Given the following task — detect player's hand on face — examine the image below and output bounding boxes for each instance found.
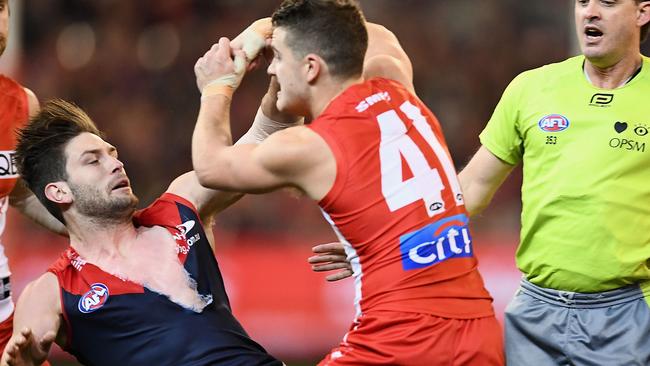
[2,327,55,366]
[231,17,272,64]
[194,37,247,95]
[309,242,353,282]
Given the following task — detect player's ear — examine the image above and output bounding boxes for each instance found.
[305,53,323,84]
[44,182,73,204]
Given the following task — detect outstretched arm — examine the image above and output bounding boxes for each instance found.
[1,273,61,366]
[363,23,414,93]
[458,146,515,216]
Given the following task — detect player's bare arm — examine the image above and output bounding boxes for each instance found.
[8,181,66,235]
[458,146,515,216]
[192,37,329,196]
[363,23,414,93]
[0,273,61,366]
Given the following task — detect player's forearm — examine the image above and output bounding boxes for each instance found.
[192,96,235,188]
[13,196,66,235]
[458,147,514,216]
[9,182,66,236]
[457,173,497,217]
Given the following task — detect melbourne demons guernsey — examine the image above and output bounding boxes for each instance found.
[48,193,281,366]
[309,78,493,319]
[0,75,29,320]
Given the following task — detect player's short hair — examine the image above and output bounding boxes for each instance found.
[15,99,102,224]
[637,0,650,42]
[272,0,368,79]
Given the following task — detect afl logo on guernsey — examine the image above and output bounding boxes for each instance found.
[78,283,110,313]
[538,114,570,132]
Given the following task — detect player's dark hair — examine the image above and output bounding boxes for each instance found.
[15,99,102,224]
[272,0,368,79]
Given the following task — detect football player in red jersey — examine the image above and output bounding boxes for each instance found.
[191,1,503,364]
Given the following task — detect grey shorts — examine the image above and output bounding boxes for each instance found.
[504,278,650,366]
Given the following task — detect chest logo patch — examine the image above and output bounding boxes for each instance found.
[78,283,110,313]
[538,114,570,132]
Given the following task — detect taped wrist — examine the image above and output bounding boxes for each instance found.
[236,107,305,144]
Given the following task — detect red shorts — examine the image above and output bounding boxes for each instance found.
[0,313,51,366]
[319,311,504,366]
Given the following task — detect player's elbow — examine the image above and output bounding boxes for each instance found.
[194,167,220,190]
[363,55,414,91]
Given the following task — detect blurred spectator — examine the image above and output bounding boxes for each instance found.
[15,0,573,239]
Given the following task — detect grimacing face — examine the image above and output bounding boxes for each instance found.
[63,132,138,221]
[575,0,645,67]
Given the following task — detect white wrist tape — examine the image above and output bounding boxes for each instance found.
[236,107,305,144]
[200,56,247,100]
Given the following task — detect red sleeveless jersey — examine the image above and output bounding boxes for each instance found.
[308,78,493,319]
[0,75,28,198]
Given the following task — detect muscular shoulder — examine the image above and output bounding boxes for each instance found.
[20,272,60,307]
[255,126,330,175]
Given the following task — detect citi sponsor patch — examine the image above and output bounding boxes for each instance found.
[78,283,109,313]
[0,151,18,179]
[400,214,472,270]
[538,114,570,132]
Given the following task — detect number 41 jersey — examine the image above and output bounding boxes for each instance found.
[308,78,493,319]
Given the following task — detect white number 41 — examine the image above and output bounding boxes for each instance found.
[377,101,463,217]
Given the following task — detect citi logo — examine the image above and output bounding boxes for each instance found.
[400,214,473,270]
[0,151,18,179]
[538,114,570,132]
[78,283,109,313]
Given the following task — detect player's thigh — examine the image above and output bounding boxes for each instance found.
[453,316,504,366]
[321,311,501,366]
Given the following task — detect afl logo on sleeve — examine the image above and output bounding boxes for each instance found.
[78,283,110,313]
[538,114,570,132]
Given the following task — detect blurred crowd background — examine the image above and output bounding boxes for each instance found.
[3,1,648,365]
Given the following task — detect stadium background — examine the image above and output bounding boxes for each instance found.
[3,1,648,365]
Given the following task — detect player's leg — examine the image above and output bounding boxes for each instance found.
[452,316,504,366]
[320,310,502,366]
[319,311,454,365]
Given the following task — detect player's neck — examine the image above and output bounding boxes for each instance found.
[583,53,642,89]
[309,75,364,119]
[67,216,139,262]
